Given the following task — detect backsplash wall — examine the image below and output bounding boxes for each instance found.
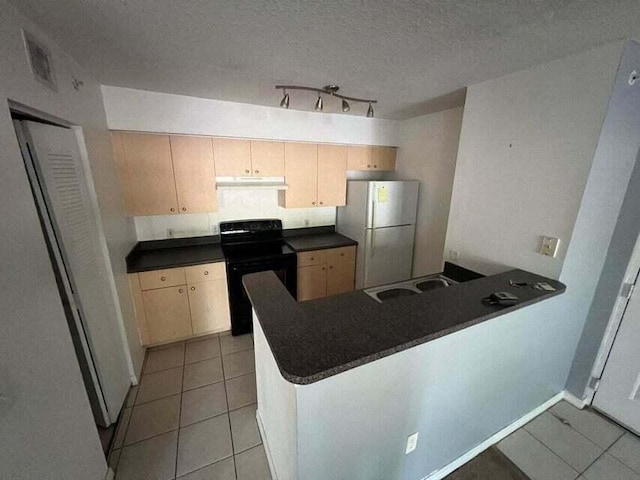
[134,189,336,240]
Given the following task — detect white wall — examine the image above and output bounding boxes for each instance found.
[395,107,463,276]
[0,1,129,477]
[445,43,622,278]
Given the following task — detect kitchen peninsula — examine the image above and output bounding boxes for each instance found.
[244,270,565,480]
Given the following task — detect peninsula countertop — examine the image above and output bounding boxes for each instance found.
[243,269,566,385]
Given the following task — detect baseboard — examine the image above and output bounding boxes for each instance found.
[562,391,589,409]
[256,410,278,480]
[104,467,115,480]
[422,391,565,480]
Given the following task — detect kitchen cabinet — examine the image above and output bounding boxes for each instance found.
[118,132,179,216]
[129,261,231,346]
[170,135,218,213]
[347,145,396,171]
[250,141,285,176]
[296,246,356,301]
[279,143,347,208]
[212,138,252,176]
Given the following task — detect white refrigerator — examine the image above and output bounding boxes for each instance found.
[337,180,419,289]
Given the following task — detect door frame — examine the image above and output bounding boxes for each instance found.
[585,232,640,405]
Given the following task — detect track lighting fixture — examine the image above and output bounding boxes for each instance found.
[275,84,377,117]
[280,90,290,108]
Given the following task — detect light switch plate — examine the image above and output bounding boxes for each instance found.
[406,432,419,454]
[539,236,560,257]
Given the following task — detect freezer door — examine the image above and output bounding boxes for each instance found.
[367,181,419,228]
[363,225,415,288]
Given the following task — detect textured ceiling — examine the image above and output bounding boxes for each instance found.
[8,0,640,119]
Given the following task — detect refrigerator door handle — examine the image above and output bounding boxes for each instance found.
[371,228,376,257]
[371,193,376,229]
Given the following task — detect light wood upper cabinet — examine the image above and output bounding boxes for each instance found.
[297,264,327,301]
[317,144,347,207]
[326,246,356,296]
[111,132,134,212]
[372,146,397,171]
[250,141,285,176]
[142,286,192,344]
[120,133,179,216]
[212,138,252,176]
[347,145,372,170]
[188,279,230,335]
[280,142,318,208]
[170,135,217,213]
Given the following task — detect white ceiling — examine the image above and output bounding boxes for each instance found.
[9,0,640,119]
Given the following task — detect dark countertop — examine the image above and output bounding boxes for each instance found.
[243,269,565,385]
[126,226,358,273]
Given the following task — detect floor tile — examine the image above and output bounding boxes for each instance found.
[609,433,640,474]
[136,366,183,404]
[235,444,272,480]
[177,457,236,480]
[177,414,233,477]
[220,333,253,355]
[108,448,121,472]
[144,344,185,374]
[112,407,132,449]
[223,350,255,380]
[148,340,185,352]
[186,338,221,364]
[226,373,257,411]
[583,453,640,480]
[498,429,579,480]
[186,332,220,343]
[184,357,224,391]
[446,447,529,480]
[116,430,178,480]
[230,404,261,453]
[181,382,228,427]
[524,411,603,472]
[125,385,138,408]
[550,402,624,449]
[124,394,181,445]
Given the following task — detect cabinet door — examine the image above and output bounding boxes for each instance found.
[170,135,218,213]
[121,133,178,216]
[326,246,356,296]
[188,280,231,335]
[213,138,252,176]
[372,146,397,171]
[250,141,285,176]
[317,144,347,207]
[297,265,327,301]
[282,143,318,208]
[111,132,134,213]
[347,145,373,170]
[142,286,191,344]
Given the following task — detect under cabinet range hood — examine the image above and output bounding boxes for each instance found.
[215,176,288,190]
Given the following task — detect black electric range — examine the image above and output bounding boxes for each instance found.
[220,219,297,335]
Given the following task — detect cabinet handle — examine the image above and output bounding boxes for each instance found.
[329,265,334,269]
[310,257,314,261]
[182,207,186,212]
[170,208,175,212]
[161,276,166,281]
[204,271,209,275]
[245,169,250,174]
[255,170,260,174]
[374,164,378,168]
[312,201,316,206]
[319,201,324,205]
[322,267,326,270]
[341,253,345,256]
[179,288,184,293]
[367,164,371,168]
[190,286,196,291]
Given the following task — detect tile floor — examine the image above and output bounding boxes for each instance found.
[497,401,640,480]
[108,331,272,480]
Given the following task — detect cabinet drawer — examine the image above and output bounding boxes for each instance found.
[138,268,186,290]
[185,262,226,284]
[326,246,356,265]
[297,250,326,267]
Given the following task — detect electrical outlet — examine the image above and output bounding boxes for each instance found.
[539,236,560,258]
[166,228,174,238]
[405,432,419,454]
[211,224,219,235]
[449,249,460,261]
[304,219,310,227]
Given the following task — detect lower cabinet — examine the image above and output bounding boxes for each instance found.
[297,246,356,301]
[129,261,231,346]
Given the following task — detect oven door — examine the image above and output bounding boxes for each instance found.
[226,256,297,335]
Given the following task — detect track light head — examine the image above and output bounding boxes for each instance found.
[315,95,323,111]
[342,99,350,112]
[280,91,289,108]
[366,102,374,118]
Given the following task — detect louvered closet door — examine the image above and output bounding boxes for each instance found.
[25,122,130,421]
